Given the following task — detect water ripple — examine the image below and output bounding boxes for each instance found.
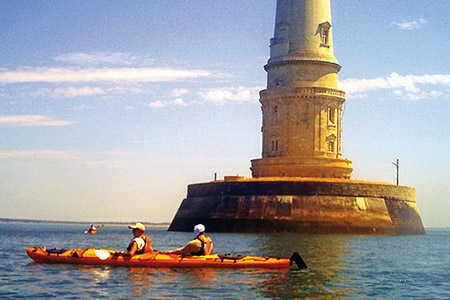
[1,223,450,299]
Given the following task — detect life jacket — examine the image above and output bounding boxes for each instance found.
[191,235,213,256]
[127,235,153,254]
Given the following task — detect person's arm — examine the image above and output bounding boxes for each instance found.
[163,240,202,255]
[121,241,138,256]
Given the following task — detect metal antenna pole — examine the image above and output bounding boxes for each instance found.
[392,159,399,185]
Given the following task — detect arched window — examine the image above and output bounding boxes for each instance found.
[271,140,279,152]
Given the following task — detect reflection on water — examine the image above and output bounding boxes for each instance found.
[252,233,361,299]
[109,233,361,299]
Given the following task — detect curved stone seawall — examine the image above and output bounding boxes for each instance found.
[168,179,425,235]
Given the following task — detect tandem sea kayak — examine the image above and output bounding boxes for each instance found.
[27,247,307,269]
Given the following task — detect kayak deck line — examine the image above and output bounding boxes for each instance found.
[27,247,307,269]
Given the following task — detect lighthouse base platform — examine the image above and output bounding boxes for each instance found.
[168,177,425,235]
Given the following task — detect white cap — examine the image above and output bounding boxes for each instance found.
[193,224,205,237]
[128,222,145,232]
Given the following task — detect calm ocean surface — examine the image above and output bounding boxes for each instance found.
[0,222,449,299]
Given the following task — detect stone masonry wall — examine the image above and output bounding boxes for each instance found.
[168,179,425,234]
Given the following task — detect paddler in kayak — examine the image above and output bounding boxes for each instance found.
[88,224,97,233]
[162,224,213,256]
[120,222,153,256]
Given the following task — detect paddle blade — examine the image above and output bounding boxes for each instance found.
[290,252,307,269]
[95,250,111,260]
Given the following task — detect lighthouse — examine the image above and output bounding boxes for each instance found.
[168,0,425,235]
[251,0,352,179]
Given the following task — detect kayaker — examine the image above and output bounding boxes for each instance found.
[162,224,213,256]
[120,222,153,256]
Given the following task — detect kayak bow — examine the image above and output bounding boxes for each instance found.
[27,247,307,269]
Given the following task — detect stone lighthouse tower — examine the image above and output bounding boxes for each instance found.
[169,0,425,235]
[251,0,352,179]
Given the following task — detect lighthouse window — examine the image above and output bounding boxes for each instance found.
[321,27,329,45]
[328,107,335,124]
[319,22,331,47]
[271,140,279,152]
[273,105,279,124]
[328,140,335,153]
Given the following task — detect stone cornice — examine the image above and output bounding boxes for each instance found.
[260,87,346,102]
[264,59,342,71]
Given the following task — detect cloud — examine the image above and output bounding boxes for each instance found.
[392,18,427,30]
[0,115,75,127]
[199,86,263,104]
[171,88,190,97]
[146,86,263,108]
[32,86,106,98]
[340,73,450,100]
[0,150,137,168]
[0,67,216,84]
[54,52,154,66]
[147,100,166,108]
[31,85,144,98]
[148,98,188,108]
[0,150,78,160]
[173,98,188,106]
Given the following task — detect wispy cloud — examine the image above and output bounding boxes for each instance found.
[32,86,106,98]
[170,88,190,97]
[0,115,75,127]
[340,73,450,100]
[0,149,153,169]
[31,86,144,98]
[148,98,189,108]
[0,150,136,167]
[0,67,216,84]
[392,18,427,30]
[54,52,154,66]
[146,86,263,108]
[0,150,78,160]
[199,86,263,104]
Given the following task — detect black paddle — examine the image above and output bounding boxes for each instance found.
[290,252,307,269]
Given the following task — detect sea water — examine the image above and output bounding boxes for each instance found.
[0,222,449,299]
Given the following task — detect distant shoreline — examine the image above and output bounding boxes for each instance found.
[0,218,170,227]
[1,218,445,230]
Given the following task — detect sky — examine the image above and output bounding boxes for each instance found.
[0,0,449,227]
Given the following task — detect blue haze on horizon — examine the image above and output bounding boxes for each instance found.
[0,0,449,227]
